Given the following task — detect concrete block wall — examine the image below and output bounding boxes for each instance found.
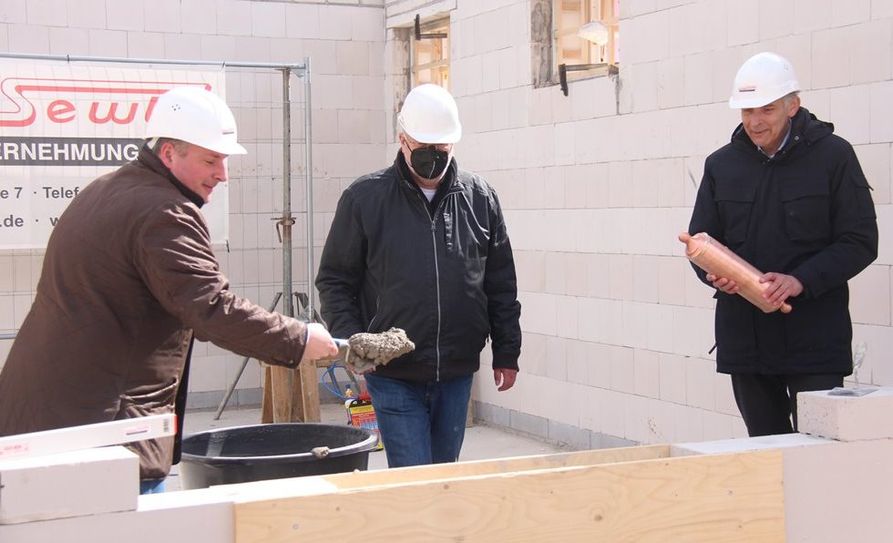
[0,0,388,407]
[410,0,893,447]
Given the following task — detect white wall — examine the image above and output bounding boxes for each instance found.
[382,0,893,445]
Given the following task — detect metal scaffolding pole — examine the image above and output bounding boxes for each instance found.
[0,52,307,72]
[303,57,316,320]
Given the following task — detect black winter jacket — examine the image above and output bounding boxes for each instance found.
[689,107,878,375]
[316,153,522,382]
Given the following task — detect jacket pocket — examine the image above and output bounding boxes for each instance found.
[783,287,850,354]
[119,378,178,414]
[714,294,756,359]
[780,179,830,242]
[715,183,755,245]
[443,203,489,259]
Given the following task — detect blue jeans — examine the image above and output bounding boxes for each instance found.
[364,373,473,468]
[139,478,166,494]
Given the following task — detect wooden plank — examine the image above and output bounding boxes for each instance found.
[234,450,785,543]
[218,446,670,503]
[261,366,272,424]
[323,444,671,490]
[294,357,321,422]
[264,363,320,423]
[268,366,294,423]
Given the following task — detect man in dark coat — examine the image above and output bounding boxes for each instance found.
[316,84,522,467]
[687,52,878,436]
[0,87,339,493]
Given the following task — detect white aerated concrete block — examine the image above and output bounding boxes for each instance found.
[798,387,893,441]
[0,446,138,524]
[673,434,893,542]
[0,489,234,543]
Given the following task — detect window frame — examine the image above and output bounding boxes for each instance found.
[553,0,619,71]
[411,17,451,89]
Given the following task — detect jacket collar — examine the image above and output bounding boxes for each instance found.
[730,107,834,159]
[137,144,205,208]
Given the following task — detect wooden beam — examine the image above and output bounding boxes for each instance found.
[218,445,671,500]
[234,450,784,543]
[260,366,273,424]
[262,363,320,423]
[293,358,320,422]
[324,444,671,490]
[267,366,294,423]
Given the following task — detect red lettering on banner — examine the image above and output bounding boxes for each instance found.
[47,100,76,123]
[144,96,159,123]
[0,78,212,128]
[88,101,139,124]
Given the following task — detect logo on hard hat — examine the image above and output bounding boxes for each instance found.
[737,85,757,93]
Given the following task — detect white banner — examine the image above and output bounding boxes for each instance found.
[0,61,228,249]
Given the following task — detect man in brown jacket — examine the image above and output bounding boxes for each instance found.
[0,87,338,493]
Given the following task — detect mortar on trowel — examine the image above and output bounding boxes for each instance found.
[333,327,415,374]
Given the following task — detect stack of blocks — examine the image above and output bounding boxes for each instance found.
[673,387,893,542]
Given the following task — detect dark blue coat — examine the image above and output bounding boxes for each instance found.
[689,107,878,375]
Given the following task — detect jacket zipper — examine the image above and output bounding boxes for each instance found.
[367,297,380,332]
[416,191,444,382]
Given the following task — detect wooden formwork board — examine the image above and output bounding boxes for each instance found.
[324,444,673,490]
[263,364,321,424]
[233,447,784,543]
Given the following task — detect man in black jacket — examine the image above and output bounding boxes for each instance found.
[316,84,522,467]
[688,52,878,436]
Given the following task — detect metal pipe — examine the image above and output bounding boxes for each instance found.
[275,68,298,422]
[303,57,316,321]
[281,68,295,319]
[0,52,306,73]
[0,333,16,340]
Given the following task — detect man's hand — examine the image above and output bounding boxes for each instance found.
[494,368,517,392]
[299,322,340,364]
[706,273,739,294]
[759,272,803,306]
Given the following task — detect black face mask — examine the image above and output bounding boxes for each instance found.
[409,146,450,180]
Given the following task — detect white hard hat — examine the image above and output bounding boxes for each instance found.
[397,84,462,144]
[728,52,800,109]
[146,87,247,155]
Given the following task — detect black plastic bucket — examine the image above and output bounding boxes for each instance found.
[178,423,378,489]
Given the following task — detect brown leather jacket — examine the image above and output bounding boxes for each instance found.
[0,146,307,479]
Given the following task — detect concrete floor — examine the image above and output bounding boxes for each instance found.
[167,403,567,491]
